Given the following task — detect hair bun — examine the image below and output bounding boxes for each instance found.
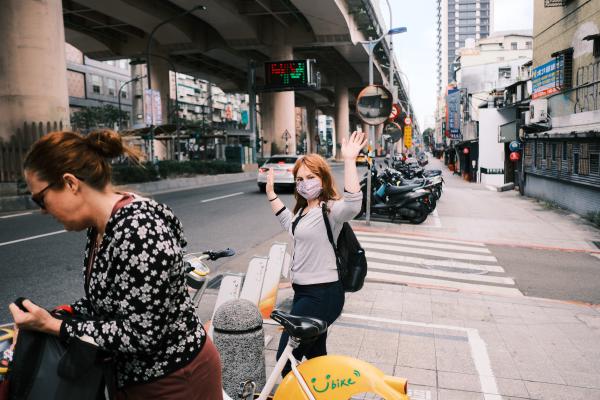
[85,129,124,158]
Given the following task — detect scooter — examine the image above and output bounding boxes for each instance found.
[358,168,430,224]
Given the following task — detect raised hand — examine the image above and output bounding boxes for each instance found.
[266,168,276,197]
[341,131,368,160]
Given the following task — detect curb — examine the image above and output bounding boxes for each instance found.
[0,171,257,213]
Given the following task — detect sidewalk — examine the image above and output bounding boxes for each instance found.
[379,156,600,252]
[198,230,600,400]
[0,171,257,213]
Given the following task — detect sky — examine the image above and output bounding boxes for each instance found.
[383,0,534,129]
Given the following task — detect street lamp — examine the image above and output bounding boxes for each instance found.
[144,4,206,162]
[117,75,145,130]
[360,13,407,225]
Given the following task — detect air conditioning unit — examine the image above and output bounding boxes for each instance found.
[530,99,548,123]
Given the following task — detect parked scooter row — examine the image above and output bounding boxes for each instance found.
[356,157,444,224]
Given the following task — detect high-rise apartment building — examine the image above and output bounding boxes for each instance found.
[436,0,494,94]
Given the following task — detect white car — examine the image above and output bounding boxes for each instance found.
[257,155,299,192]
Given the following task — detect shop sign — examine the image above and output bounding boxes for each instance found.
[446,88,461,139]
[532,57,565,99]
[480,167,504,174]
[403,125,412,148]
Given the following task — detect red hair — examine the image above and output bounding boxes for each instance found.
[292,154,340,214]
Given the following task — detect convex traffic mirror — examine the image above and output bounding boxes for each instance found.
[356,85,393,126]
[383,121,403,143]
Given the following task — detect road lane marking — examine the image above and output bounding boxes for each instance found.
[362,243,498,262]
[200,192,244,203]
[369,261,515,285]
[0,230,67,247]
[0,212,33,219]
[365,250,505,272]
[367,270,522,296]
[357,236,492,253]
[340,314,502,400]
[355,231,486,246]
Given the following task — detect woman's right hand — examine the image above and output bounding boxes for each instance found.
[266,168,276,198]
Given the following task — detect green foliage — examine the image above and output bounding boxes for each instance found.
[585,210,600,228]
[111,160,242,185]
[71,105,128,131]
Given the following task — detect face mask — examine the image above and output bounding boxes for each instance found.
[296,178,323,200]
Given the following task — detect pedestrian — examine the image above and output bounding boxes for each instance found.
[265,130,367,377]
[9,130,223,400]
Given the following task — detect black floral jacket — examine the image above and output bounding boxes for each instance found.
[59,199,206,388]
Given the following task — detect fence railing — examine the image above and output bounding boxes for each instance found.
[0,121,64,182]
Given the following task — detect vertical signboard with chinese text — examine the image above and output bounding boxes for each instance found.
[446,88,462,139]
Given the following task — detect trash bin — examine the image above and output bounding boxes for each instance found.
[213,299,266,397]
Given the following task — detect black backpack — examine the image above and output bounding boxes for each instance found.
[321,204,367,292]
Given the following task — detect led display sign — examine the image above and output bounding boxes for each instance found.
[264,59,319,91]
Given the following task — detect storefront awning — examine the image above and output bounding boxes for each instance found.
[525,123,600,139]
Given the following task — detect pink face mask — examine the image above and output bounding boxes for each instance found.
[296,178,323,200]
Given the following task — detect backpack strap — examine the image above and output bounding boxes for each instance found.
[321,203,337,251]
[291,207,305,236]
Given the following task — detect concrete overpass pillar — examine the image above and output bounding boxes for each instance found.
[334,82,349,161]
[0,0,69,167]
[149,57,171,125]
[375,124,384,156]
[361,122,370,135]
[261,44,295,156]
[306,103,317,155]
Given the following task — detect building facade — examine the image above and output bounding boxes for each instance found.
[65,43,133,129]
[522,0,600,216]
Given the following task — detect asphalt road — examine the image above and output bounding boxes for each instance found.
[0,165,349,322]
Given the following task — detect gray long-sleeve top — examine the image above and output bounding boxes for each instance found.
[277,191,363,285]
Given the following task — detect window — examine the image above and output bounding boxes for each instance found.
[106,78,116,97]
[511,42,518,50]
[499,67,511,79]
[526,41,532,49]
[121,84,128,99]
[91,75,102,94]
[552,143,557,161]
[591,153,600,174]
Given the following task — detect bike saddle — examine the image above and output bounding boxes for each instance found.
[270,310,327,339]
[385,184,420,195]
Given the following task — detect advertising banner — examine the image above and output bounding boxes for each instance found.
[446,88,461,139]
[532,58,564,99]
[144,89,162,125]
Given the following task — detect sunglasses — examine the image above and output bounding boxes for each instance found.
[31,182,55,210]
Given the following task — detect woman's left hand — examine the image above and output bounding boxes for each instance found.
[9,299,62,336]
[341,131,368,160]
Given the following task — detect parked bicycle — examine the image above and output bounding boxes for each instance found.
[231,310,411,400]
[184,248,236,306]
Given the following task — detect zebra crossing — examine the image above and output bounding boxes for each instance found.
[356,231,523,297]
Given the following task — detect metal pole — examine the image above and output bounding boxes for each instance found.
[366,41,375,226]
[118,76,143,130]
[248,60,257,163]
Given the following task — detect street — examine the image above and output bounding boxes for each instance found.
[2,158,599,324]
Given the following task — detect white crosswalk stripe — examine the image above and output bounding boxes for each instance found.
[355,232,523,296]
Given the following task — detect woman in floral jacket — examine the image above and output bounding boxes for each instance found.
[9,130,222,400]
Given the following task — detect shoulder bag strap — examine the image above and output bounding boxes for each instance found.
[291,208,304,236]
[321,203,337,252]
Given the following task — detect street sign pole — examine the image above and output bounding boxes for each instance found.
[366,41,375,226]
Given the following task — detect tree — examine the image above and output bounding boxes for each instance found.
[422,127,434,147]
[71,105,128,131]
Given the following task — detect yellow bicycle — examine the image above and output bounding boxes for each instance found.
[231,310,410,400]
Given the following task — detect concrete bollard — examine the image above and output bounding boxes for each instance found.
[213,299,266,397]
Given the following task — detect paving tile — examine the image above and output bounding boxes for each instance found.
[394,366,438,387]
[437,388,484,400]
[559,370,600,389]
[525,381,600,400]
[397,332,437,370]
[435,338,478,375]
[437,371,480,392]
[357,331,399,365]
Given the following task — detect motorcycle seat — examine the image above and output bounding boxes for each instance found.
[386,184,421,195]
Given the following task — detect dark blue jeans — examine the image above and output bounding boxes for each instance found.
[276,280,345,377]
